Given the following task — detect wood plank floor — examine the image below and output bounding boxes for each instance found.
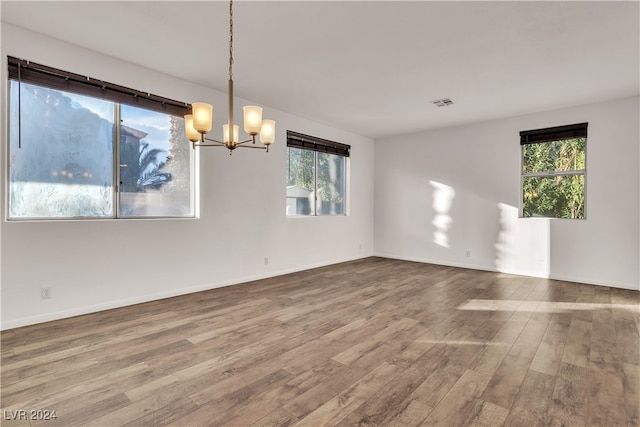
[1,257,639,426]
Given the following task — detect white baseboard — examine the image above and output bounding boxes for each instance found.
[373,252,639,291]
[0,253,373,331]
[373,252,498,274]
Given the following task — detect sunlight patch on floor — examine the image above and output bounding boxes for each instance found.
[458,299,640,313]
[415,339,508,346]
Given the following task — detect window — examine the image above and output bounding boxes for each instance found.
[7,57,194,219]
[520,122,587,219]
[286,131,349,216]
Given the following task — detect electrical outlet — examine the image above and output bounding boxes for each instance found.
[41,287,52,299]
[264,257,269,265]
[465,250,471,258]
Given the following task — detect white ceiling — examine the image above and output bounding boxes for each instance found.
[2,1,639,139]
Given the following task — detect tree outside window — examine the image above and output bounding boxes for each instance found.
[520,123,587,219]
[286,131,349,216]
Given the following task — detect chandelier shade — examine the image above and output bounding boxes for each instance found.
[260,120,276,145]
[191,103,213,134]
[184,115,201,142]
[243,106,263,135]
[223,124,240,144]
[185,0,275,154]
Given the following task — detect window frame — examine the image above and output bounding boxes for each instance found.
[6,56,196,221]
[286,130,350,217]
[519,122,588,220]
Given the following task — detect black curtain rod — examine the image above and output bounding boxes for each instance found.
[8,56,191,116]
[520,122,588,145]
[287,130,350,157]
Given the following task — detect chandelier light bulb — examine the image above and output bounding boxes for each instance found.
[243,106,263,135]
[260,120,276,145]
[223,123,239,144]
[184,115,201,142]
[191,102,213,133]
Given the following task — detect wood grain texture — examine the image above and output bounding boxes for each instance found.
[1,257,638,426]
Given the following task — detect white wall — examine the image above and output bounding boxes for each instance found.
[0,24,375,329]
[374,96,640,290]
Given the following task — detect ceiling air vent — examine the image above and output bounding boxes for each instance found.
[432,98,454,107]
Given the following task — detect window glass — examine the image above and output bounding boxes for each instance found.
[522,138,585,174]
[521,135,586,219]
[119,105,194,217]
[285,144,347,216]
[523,174,585,218]
[316,152,345,215]
[286,147,315,215]
[8,77,194,220]
[8,81,115,218]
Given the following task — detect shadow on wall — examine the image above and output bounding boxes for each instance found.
[430,180,455,248]
[495,202,550,278]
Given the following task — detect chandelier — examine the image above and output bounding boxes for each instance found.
[184,0,275,154]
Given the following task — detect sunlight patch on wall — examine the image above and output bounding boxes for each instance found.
[495,202,550,277]
[430,181,455,248]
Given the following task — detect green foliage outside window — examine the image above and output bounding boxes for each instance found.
[522,138,586,219]
[287,147,315,192]
[286,147,346,215]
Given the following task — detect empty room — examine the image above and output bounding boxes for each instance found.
[1,1,639,426]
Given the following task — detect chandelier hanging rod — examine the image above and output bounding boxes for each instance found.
[184,0,276,155]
